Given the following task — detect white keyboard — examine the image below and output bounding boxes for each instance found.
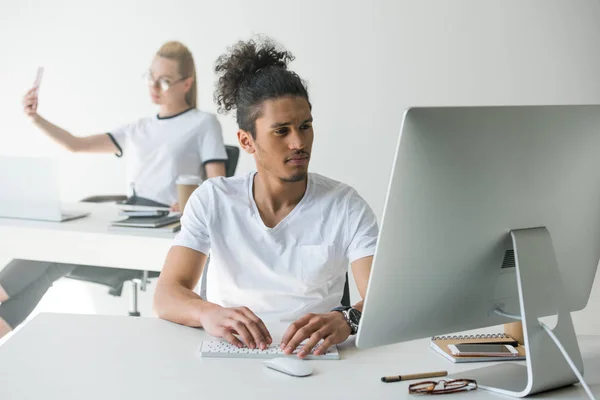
[199,340,340,360]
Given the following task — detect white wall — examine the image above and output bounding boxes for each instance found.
[2,0,600,327]
[4,0,600,211]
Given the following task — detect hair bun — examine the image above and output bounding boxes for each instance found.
[214,36,295,114]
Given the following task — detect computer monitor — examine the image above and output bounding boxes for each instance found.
[356,105,600,397]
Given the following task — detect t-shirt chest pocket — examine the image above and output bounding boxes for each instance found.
[296,245,337,286]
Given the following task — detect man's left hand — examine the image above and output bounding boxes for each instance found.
[280,312,351,358]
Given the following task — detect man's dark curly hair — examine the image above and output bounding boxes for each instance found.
[214,36,311,138]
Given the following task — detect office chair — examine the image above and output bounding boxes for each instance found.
[77,145,241,316]
[80,146,240,204]
[341,273,351,307]
[225,145,240,178]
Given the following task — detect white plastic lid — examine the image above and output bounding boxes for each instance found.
[176,174,203,185]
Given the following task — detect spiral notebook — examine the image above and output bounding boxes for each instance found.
[430,333,526,363]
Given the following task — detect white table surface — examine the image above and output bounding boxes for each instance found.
[0,313,597,399]
[0,203,175,271]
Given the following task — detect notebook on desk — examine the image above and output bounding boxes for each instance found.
[108,220,181,236]
[111,214,180,228]
[116,196,170,211]
[430,333,526,363]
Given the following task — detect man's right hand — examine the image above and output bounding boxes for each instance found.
[200,303,272,350]
[22,87,39,119]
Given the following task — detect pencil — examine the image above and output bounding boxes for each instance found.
[381,370,448,383]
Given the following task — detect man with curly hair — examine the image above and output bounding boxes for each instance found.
[154,37,378,359]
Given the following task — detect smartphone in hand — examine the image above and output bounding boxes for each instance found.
[34,66,44,92]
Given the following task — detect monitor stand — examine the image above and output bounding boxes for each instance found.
[453,227,583,397]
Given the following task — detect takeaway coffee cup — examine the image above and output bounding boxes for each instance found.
[176,175,203,212]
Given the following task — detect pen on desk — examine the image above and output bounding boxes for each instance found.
[381,370,448,383]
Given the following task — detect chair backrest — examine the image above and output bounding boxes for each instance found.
[225,145,240,178]
[341,272,351,307]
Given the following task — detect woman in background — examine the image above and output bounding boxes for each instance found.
[0,41,227,339]
[24,41,227,207]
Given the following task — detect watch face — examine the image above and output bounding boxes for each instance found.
[348,308,361,324]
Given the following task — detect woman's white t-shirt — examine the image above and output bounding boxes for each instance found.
[108,108,228,205]
[172,172,379,322]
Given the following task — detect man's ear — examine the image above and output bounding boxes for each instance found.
[238,129,256,154]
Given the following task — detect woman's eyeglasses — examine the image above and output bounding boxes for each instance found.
[409,379,478,395]
[143,72,187,92]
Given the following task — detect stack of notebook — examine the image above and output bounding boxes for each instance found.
[109,213,181,235]
[430,333,526,363]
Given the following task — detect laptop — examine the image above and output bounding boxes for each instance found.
[0,156,89,222]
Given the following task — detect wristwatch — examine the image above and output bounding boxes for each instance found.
[331,306,361,335]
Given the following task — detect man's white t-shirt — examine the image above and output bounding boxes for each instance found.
[108,108,228,206]
[172,172,379,322]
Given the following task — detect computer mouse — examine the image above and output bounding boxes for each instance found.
[263,357,313,377]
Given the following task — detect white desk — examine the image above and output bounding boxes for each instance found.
[0,313,597,399]
[0,203,175,272]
